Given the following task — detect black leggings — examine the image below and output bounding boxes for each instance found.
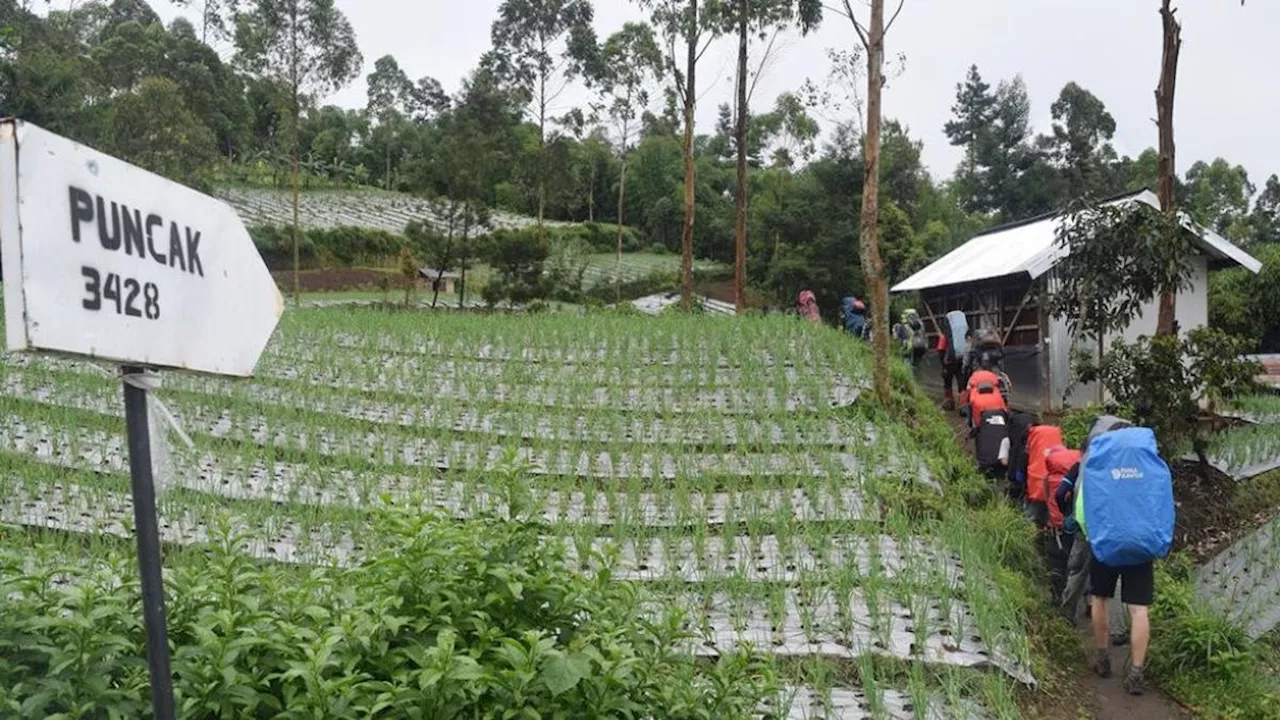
[941,361,965,394]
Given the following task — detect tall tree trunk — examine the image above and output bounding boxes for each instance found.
[537,36,548,230]
[680,0,698,311]
[289,22,301,309]
[860,0,891,406]
[733,0,749,313]
[1155,0,1182,337]
[291,148,300,307]
[588,159,596,223]
[460,209,473,309]
[459,255,468,308]
[433,207,458,309]
[616,154,629,304]
[460,205,470,308]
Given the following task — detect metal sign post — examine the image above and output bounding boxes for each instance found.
[0,119,283,720]
[121,366,176,720]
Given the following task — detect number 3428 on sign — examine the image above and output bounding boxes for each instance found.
[0,119,283,378]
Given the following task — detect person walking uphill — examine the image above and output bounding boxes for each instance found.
[1062,419,1176,696]
[797,290,821,324]
[893,309,928,366]
[840,297,869,339]
[937,310,969,410]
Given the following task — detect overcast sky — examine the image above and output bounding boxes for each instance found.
[158,0,1280,187]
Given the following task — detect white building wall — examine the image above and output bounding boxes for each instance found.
[1055,255,1210,410]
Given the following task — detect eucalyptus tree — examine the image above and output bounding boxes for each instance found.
[722,0,821,311]
[592,22,662,300]
[169,0,236,44]
[830,0,907,406]
[486,0,596,229]
[233,0,362,305]
[636,0,723,310]
[1153,0,1244,334]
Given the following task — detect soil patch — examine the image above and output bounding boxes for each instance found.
[1170,461,1243,563]
[273,267,400,293]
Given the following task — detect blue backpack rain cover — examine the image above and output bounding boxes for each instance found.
[945,311,969,359]
[1077,427,1175,566]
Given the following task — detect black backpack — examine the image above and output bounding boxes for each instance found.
[975,409,1010,469]
[1006,411,1037,483]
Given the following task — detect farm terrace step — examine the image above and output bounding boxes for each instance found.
[560,534,964,586]
[0,425,879,525]
[0,483,1028,686]
[0,482,939,589]
[770,685,988,720]
[0,482,359,566]
[4,356,867,448]
[660,590,1034,685]
[1196,512,1280,638]
[256,344,846,388]
[310,331,852,369]
[0,396,927,485]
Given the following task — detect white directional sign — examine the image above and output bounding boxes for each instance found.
[0,120,283,377]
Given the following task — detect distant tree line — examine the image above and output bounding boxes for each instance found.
[1,0,1276,341]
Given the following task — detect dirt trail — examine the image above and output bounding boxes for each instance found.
[1072,628,1190,720]
[938,403,1191,718]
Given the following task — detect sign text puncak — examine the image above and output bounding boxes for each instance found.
[1,120,283,377]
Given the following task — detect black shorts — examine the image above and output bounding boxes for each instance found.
[1089,557,1155,606]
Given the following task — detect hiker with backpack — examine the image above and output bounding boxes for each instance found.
[937,310,968,410]
[1056,417,1132,624]
[1056,416,1175,696]
[960,351,1012,429]
[840,297,870,339]
[893,309,928,366]
[972,408,1011,481]
[1043,444,1083,605]
[797,290,821,324]
[1022,424,1063,527]
[966,326,1006,377]
[1005,412,1037,502]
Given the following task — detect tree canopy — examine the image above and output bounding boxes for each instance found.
[0,1,1274,336]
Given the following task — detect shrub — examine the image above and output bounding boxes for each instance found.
[0,512,773,719]
[584,270,678,304]
[482,228,550,307]
[249,224,407,270]
[549,223,644,254]
[1076,328,1260,454]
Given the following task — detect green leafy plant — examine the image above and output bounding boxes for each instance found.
[1076,328,1259,454]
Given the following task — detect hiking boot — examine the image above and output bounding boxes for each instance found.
[1110,632,1129,647]
[1091,649,1112,679]
[1124,666,1145,696]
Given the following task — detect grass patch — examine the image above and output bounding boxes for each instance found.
[1147,556,1280,718]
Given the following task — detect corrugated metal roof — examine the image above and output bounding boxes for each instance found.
[892,190,1262,293]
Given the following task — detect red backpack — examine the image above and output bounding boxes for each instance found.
[1025,426,1064,503]
[1045,446,1083,528]
[963,369,1008,418]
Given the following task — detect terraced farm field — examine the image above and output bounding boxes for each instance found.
[1197,394,1280,638]
[580,252,727,287]
[216,186,546,235]
[0,309,1033,718]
